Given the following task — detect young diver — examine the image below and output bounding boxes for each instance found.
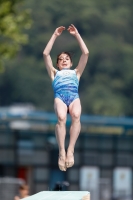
[43,24,89,171]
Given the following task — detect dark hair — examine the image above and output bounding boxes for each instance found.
[19,184,29,190]
[56,51,73,64]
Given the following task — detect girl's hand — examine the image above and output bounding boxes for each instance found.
[54,26,65,36]
[67,24,79,36]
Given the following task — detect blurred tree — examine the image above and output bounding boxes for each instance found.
[0,0,32,72]
[0,0,133,116]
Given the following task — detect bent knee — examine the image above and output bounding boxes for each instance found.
[70,111,81,121]
[57,113,67,123]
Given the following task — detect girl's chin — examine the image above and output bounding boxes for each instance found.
[62,66,70,68]
[58,66,71,70]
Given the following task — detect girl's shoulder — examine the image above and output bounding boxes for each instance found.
[54,69,59,75]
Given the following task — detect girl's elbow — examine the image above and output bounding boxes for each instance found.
[85,50,89,56]
[43,52,46,56]
[43,50,48,56]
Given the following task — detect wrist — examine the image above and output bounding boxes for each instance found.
[53,32,58,38]
[74,33,80,39]
[74,32,80,37]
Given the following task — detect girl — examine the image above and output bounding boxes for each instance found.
[43,24,89,171]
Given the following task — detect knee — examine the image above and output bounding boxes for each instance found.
[71,111,81,121]
[57,113,66,124]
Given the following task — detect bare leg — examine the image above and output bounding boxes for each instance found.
[54,98,67,171]
[66,98,81,168]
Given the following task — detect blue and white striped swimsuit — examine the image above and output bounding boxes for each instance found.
[52,69,79,106]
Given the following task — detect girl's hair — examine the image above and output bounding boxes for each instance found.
[56,51,73,64]
[19,184,29,190]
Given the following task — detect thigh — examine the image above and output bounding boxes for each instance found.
[69,98,82,119]
[54,98,68,120]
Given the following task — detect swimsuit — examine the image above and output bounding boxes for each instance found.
[52,69,79,106]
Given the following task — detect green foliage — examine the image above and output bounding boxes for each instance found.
[0,0,32,71]
[0,0,133,116]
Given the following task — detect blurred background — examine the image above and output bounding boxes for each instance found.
[0,0,133,200]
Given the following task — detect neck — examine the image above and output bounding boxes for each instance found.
[61,68,70,70]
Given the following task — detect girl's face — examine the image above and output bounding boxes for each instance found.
[20,189,29,198]
[57,53,72,70]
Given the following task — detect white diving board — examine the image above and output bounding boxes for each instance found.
[21,191,90,200]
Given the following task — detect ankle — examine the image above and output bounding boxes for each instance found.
[59,149,66,155]
[67,148,74,154]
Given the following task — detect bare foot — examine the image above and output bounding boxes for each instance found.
[58,151,66,171]
[66,150,74,168]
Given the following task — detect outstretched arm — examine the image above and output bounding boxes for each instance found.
[43,26,65,80]
[67,24,89,79]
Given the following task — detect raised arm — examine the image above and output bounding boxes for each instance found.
[67,24,89,79]
[43,26,65,80]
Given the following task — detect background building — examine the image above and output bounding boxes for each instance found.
[0,105,133,200]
